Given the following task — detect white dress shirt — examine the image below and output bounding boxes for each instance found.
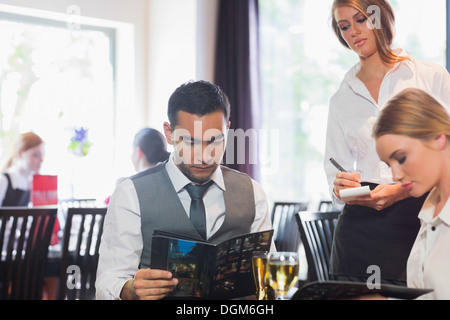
[0,165,32,206]
[407,188,450,300]
[324,50,450,208]
[96,156,273,300]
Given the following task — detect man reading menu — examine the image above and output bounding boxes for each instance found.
[95,80,274,300]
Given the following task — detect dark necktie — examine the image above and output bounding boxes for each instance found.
[185,180,214,240]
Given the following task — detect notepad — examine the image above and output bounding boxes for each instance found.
[340,185,371,202]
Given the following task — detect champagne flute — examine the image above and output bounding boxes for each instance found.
[267,252,299,300]
[252,251,268,300]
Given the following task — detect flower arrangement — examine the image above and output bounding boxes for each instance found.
[68,127,92,157]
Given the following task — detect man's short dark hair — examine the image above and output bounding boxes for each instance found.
[168,80,231,129]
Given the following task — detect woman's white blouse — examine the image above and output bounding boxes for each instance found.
[407,188,450,300]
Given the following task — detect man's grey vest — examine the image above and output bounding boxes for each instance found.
[131,162,255,269]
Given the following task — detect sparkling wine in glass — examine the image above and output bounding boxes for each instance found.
[267,252,299,300]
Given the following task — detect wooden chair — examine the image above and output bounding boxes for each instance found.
[0,207,57,300]
[57,207,107,300]
[270,202,308,252]
[295,211,340,282]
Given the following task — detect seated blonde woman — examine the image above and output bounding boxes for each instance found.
[373,88,450,300]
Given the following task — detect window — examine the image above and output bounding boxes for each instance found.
[392,0,446,66]
[0,10,116,201]
[259,0,448,206]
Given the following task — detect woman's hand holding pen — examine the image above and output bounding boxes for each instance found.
[333,171,362,200]
[330,158,363,200]
[347,184,410,211]
[334,173,410,210]
[330,158,410,210]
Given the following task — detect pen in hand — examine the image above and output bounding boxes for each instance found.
[330,158,364,198]
[329,158,348,173]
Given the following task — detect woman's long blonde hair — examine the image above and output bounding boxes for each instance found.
[2,132,44,172]
[331,0,409,66]
[373,88,450,142]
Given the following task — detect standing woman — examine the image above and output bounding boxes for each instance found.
[374,88,450,299]
[0,132,45,206]
[324,0,450,284]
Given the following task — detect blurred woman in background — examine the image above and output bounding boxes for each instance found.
[0,132,45,206]
[106,128,170,205]
[131,127,170,172]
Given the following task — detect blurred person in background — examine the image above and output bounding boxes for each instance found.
[112,127,170,188]
[0,132,45,207]
[105,128,170,205]
[131,127,170,173]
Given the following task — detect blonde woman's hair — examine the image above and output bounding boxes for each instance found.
[373,88,450,142]
[3,132,44,172]
[331,0,410,66]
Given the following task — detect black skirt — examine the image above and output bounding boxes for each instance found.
[330,186,427,282]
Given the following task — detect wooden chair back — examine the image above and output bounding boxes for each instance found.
[57,207,107,300]
[0,207,57,299]
[295,211,339,282]
[271,202,308,252]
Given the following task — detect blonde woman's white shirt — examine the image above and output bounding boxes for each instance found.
[324,50,450,208]
[407,188,450,300]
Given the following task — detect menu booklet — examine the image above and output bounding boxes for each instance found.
[291,281,433,300]
[31,174,60,245]
[150,229,273,299]
[31,174,58,206]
